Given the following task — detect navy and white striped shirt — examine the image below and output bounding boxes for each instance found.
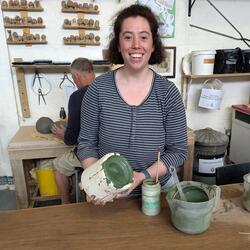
[77,70,187,196]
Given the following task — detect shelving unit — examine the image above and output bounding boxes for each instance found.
[61,2,100,46]
[12,58,111,118]
[182,72,250,108]
[1,1,47,45]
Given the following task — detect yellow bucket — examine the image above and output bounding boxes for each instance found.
[36,168,59,196]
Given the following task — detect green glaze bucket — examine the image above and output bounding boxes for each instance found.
[166,181,219,234]
[80,153,133,202]
[243,173,250,212]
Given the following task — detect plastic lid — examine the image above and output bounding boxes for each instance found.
[192,50,216,56]
[102,155,133,189]
[194,128,229,147]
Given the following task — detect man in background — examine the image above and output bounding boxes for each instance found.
[51,58,95,204]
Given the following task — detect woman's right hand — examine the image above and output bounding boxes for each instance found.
[86,195,113,206]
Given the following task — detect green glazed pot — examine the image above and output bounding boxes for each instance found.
[166,181,218,234]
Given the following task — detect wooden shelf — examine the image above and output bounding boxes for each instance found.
[61,8,99,14]
[64,41,100,46]
[63,24,99,30]
[12,63,111,69]
[7,41,47,45]
[185,73,250,79]
[1,7,43,12]
[4,24,45,28]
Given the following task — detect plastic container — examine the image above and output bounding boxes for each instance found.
[166,181,220,234]
[192,50,216,75]
[243,173,250,212]
[193,128,229,185]
[142,179,161,216]
[36,168,59,196]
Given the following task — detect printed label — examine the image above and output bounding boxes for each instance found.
[203,58,214,64]
[198,157,224,174]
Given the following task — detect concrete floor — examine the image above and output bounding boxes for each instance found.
[0,189,16,210]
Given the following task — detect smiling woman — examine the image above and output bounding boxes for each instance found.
[77,4,187,205]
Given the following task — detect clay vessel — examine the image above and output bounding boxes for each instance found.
[36,117,54,134]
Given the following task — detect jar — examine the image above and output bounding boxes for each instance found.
[243,173,250,212]
[142,179,161,216]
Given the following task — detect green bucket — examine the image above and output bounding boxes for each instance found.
[166,181,218,234]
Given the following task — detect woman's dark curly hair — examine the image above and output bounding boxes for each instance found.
[108,4,166,65]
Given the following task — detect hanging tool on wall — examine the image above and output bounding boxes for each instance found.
[190,0,250,48]
[32,70,52,105]
[59,72,75,89]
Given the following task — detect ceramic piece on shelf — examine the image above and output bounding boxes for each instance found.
[83,3,88,10]
[89,33,94,41]
[9,0,14,7]
[89,18,94,27]
[94,20,99,28]
[64,19,70,25]
[4,16,10,24]
[35,33,40,41]
[41,34,46,42]
[20,0,27,8]
[27,16,32,24]
[34,0,41,8]
[1,1,8,8]
[94,5,98,11]
[28,1,34,8]
[7,30,13,42]
[37,17,43,24]
[73,2,78,9]
[61,1,66,8]
[95,35,100,42]
[13,0,19,7]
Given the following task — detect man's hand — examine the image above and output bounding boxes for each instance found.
[51,124,66,139]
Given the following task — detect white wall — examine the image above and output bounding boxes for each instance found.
[0,0,249,176]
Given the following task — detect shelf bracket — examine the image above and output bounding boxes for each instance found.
[188,0,197,17]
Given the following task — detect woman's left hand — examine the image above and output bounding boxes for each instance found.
[116,171,145,199]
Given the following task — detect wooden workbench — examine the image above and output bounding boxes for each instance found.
[8,126,73,209]
[0,184,249,250]
[7,126,195,209]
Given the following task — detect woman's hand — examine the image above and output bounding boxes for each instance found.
[86,195,113,206]
[116,171,145,199]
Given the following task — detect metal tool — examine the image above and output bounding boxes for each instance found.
[38,88,46,105]
[31,70,52,105]
[59,72,75,89]
[32,70,43,88]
